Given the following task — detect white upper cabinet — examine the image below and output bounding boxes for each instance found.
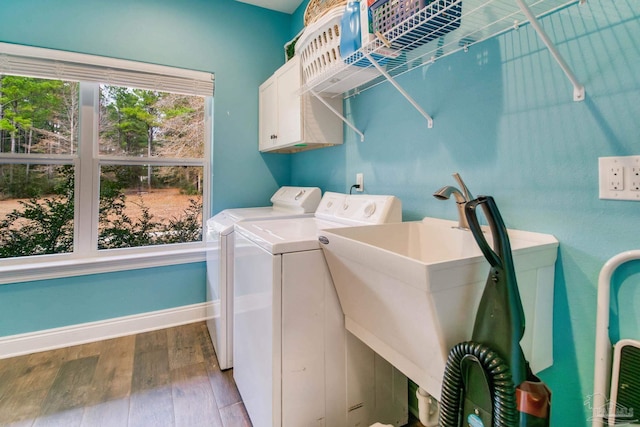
[259,56,343,153]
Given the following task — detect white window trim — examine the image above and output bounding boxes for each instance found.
[0,44,213,283]
[0,247,207,285]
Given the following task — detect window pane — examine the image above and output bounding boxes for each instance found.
[98,85,205,158]
[0,76,79,155]
[0,164,74,258]
[99,165,203,249]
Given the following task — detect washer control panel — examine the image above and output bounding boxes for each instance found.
[315,192,402,225]
[270,186,322,213]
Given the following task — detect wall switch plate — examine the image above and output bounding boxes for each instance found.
[356,173,364,192]
[599,156,640,200]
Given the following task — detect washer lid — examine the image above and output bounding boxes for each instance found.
[206,207,279,235]
[206,206,317,235]
[205,187,322,235]
[235,217,341,254]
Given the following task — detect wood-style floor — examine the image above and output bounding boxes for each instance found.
[0,322,251,427]
[0,321,425,427]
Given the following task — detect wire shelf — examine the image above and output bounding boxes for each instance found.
[302,0,581,97]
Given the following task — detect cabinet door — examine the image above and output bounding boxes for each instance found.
[275,58,302,146]
[259,76,278,151]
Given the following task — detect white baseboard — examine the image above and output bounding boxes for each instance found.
[0,302,213,359]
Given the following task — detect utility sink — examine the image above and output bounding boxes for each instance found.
[318,216,558,400]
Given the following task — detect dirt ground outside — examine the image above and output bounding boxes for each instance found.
[0,188,200,223]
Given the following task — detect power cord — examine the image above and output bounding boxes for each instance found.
[349,184,360,194]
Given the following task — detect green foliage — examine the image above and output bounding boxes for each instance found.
[0,198,75,257]
[0,164,62,198]
[0,166,75,258]
[179,181,200,196]
[100,86,161,155]
[0,166,202,258]
[100,164,149,190]
[97,194,203,250]
[98,197,157,249]
[162,199,203,244]
[0,78,205,258]
[0,76,70,154]
[2,79,202,200]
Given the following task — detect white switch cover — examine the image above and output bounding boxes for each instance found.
[599,156,640,200]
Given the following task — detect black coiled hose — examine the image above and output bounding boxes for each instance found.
[439,341,519,427]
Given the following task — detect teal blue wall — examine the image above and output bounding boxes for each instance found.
[290,1,640,425]
[291,0,308,36]
[1,0,639,424]
[0,0,292,334]
[0,0,292,213]
[0,264,205,335]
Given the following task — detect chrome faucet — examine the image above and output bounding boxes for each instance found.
[433,172,474,229]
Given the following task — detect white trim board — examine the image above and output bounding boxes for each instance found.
[0,243,207,285]
[0,302,213,359]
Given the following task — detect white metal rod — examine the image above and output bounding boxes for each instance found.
[363,52,434,128]
[515,0,585,101]
[309,89,365,142]
[592,249,640,427]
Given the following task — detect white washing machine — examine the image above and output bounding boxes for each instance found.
[233,192,409,427]
[205,186,321,370]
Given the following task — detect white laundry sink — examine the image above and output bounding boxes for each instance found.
[318,216,558,401]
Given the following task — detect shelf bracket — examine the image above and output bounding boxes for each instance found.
[309,89,365,142]
[363,52,434,128]
[515,0,585,101]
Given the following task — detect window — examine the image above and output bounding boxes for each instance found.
[0,43,213,280]
[95,85,206,250]
[0,77,79,259]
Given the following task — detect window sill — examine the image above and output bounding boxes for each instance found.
[0,246,206,285]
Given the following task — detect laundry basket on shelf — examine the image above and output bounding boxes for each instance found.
[304,0,346,25]
[296,5,382,94]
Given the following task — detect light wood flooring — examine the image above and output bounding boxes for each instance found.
[0,322,250,427]
[0,321,425,427]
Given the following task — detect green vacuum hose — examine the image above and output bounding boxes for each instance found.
[439,342,518,426]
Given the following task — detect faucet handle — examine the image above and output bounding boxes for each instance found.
[452,172,473,201]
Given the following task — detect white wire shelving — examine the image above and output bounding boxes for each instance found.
[302,0,586,136]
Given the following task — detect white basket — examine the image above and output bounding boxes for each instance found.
[297,5,380,94]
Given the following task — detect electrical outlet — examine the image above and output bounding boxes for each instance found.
[631,167,640,191]
[356,173,364,192]
[608,166,624,191]
[599,156,640,200]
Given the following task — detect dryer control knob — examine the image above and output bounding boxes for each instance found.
[364,202,376,217]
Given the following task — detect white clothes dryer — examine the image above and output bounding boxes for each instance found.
[233,192,408,427]
[205,186,321,370]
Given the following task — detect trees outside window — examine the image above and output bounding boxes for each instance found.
[0,75,210,260]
